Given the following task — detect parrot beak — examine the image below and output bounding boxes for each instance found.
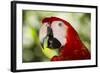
[40,26,59,59]
[42,26,61,49]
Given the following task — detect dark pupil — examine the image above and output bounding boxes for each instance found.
[58,23,62,26]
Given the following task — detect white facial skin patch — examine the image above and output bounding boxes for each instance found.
[39,23,48,43]
[51,21,68,46]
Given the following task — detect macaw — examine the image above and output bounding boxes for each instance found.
[39,17,90,61]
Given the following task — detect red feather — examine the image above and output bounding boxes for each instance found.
[42,17,90,61]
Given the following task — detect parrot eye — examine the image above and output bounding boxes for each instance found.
[58,23,62,27]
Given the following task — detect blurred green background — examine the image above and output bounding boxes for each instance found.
[22,10,91,63]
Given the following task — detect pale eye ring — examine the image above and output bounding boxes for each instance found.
[58,23,62,27]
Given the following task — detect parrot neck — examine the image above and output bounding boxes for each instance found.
[58,26,90,60]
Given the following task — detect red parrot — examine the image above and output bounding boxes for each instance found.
[39,17,90,61]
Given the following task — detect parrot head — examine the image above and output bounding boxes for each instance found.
[39,17,90,61]
[39,17,69,49]
[39,17,69,59]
